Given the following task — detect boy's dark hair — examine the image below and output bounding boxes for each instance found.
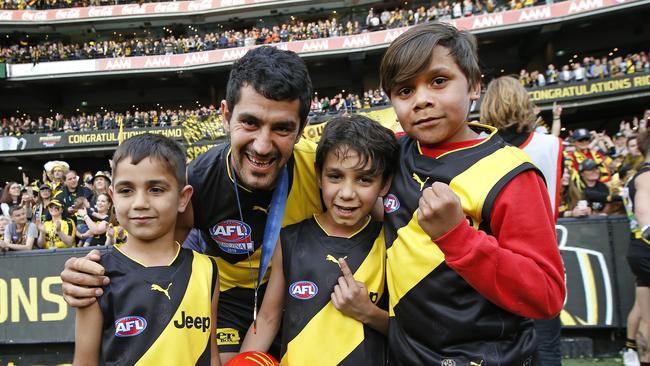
[380,22,481,97]
[112,133,186,187]
[226,46,313,130]
[315,115,399,184]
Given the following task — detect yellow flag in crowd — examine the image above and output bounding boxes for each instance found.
[117,115,125,145]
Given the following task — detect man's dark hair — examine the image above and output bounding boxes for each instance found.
[112,133,186,187]
[9,205,24,216]
[315,115,399,184]
[380,22,481,97]
[226,46,313,129]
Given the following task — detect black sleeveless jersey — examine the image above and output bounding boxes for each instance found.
[280,217,387,365]
[384,124,539,366]
[98,246,218,365]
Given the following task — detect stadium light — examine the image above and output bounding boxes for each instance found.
[18,167,22,170]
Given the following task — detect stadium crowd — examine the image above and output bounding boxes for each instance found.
[1,103,647,253]
[1,0,164,10]
[0,88,390,135]
[1,105,223,135]
[518,51,650,88]
[0,162,124,251]
[2,0,532,64]
[557,110,649,219]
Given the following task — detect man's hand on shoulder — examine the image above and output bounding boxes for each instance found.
[417,182,464,240]
[60,249,109,308]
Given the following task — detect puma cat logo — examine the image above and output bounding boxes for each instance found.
[412,173,430,191]
[326,255,347,267]
[150,283,172,300]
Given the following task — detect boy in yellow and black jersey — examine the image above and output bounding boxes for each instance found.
[73,134,221,366]
[239,115,398,365]
[379,22,565,365]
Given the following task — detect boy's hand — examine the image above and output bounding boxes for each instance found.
[60,249,109,308]
[331,258,373,323]
[417,182,464,240]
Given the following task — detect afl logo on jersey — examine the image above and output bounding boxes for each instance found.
[383,194,400,213]
[289,281,318,300]
[114,316,147,337]
[209,220,254,255]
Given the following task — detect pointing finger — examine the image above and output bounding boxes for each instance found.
[339,258,355,285]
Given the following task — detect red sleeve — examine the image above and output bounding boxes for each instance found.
[433,170,566,319]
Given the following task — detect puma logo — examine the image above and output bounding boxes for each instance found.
[151,283,172,300]
[412,173,430,191]
[252,206,269,214]
[326,255,347,266]
[470,361,484,366]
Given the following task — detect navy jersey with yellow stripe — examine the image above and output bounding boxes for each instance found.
[280,217,387,366]
[384,124,539,365]
[98,245,218,365]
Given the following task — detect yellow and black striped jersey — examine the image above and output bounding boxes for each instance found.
[98,245,218,365]
[384,124,538,365]
[280,217,387,366]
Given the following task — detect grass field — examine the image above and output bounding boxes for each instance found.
[563,358,621,365]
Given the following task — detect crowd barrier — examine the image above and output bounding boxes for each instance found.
[0,216,637,351]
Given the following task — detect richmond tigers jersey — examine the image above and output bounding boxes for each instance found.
[98,245,218,366]
[188,139,323,294]
[384,124,539,366]
[280,217,387,366]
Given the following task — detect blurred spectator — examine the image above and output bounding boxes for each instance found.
[0,181,22,217]
[76,192,111,247]
[37,199,76,249]
[559,166,591,217]
[54,170,94,218]
[32,183,52,223]
[626,135,646,171]
[0,216,9,251]
[2,205,38,251]
[566,128,612,182]
[89,171,110,205]
[577,159,611,212]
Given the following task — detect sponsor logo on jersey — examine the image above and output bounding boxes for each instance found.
[115,316,147,337]
[384,194,400,213]
[216,327,241,345]
[210,220,254,254]
[289,281,318,300]
[174,311,210,332]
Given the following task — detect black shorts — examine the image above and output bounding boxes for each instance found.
[216,284,281,357]
[627,238,650,287]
